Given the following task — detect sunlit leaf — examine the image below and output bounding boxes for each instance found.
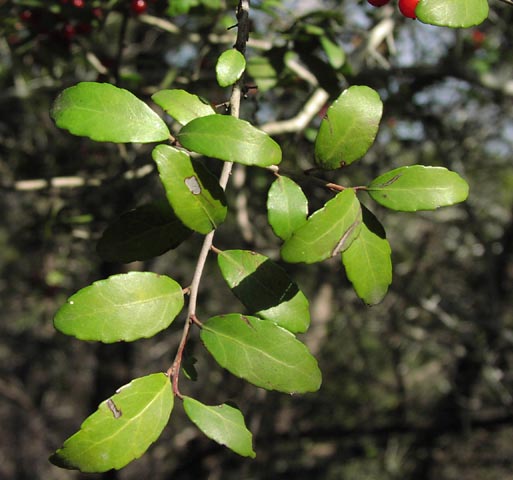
[54,272,184,342]
[51,82,169,143]
[314,86,382,169]
[217,250,310,333]
[267,176,308,241]
[320,36,345,69]
[281,189,362,264]
[216,49,246,87]
[152,89,215,125]
[367,165,469,211]
[183,397,255,458]
[49,373,173,472]
[341,207,392,305]
[417,0,489,28]
[96,201,192,263]
[178,115,282,167]
[153,145,227,234]
[201,314,321,393]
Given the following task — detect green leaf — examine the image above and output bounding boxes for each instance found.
[96,201,192,263]
[151,89,215,126]
[217,250,310,333]
[216,49,246,88]
[314,86,383,169]
[367,165,469,211]
[417,0,489,28]
[341,208,392,305]
[281,189,362,264]
[152,145,227,234]
[183,397,255,458]
[320,36,345,69]
[201,314,321,393]
[178,115,282,167]
[49,373,173,472]
[51,82,170,143]
[246,56,278,92]
[54,272,184,342]
[267,176,308,241]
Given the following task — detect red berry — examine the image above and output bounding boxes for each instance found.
[472,30,486,47]
[92,7,103,19]
[72,0,85,7]
[398,0,419,19]
[367,0,391,6]
[62,23,76,41]
[19,9,33,22]
[130,0,148,15]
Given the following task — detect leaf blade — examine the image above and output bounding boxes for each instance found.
[417,0,489,28]
[177,115,282,167]
[217,250,310,333]
[183,397,255,458]
[216,49,246,87]
[51,82,169,143]
[201,314,322,393]
[367,165,469,211]
[54,272,184,342]
[151,89,215,126]
[49,373,173,473]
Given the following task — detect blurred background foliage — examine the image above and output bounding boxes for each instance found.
[1,0,513,478]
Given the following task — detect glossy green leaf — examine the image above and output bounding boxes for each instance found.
[96,201,192,263]
[51,82,169,143]
[153,145,227,234]
[367,165,469,211]
[151,89,215,126]
[178,115,282,167]
[320,36,345,69]
[183,397,255,458]
[49,373,173,472]
[314,86,382,169]
[54,272,184,342]
[267,176,308,241]
[216,49,246,87]
[217,250,310,333]
[341,208,392,305]
[201,314,322,393]
[417,0,489,28]
[281,189,362,264]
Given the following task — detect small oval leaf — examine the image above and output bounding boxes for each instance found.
[96,201,193,263]
[51,82,170,143]
[417,0,489,28]
[49,373,173,473]
[341,208,392,305]
[54,272,184,342]
[178,115,282,167]
[201,314,322,393]
[314,85,383,169]
[217,250,310,333]
[267,176,308,241]
[216,49,246,87]
[320,35,345,69]
[367,165,469,211]
[153,145,227,234]
[151,89,215,125]
[281,189,362,264]
[183,397,255,458]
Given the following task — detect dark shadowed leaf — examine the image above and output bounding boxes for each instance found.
[267,176,308,241]
[54,272,184,342]
[153,145,227,234]
[367,165,469,211]
[178,115,282,167]
[314,85,382,169]
[96,201,192,263]
[217,250,310,333]
[201,314,322,393]
[281,189,362,264]
[183,397,255,458]
[51,82,169,143]
[49,373,173,472]
[151,89,215,125]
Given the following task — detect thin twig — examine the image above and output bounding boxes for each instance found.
[168,0,251,397]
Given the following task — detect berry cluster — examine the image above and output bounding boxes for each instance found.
[367,0,420,19]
